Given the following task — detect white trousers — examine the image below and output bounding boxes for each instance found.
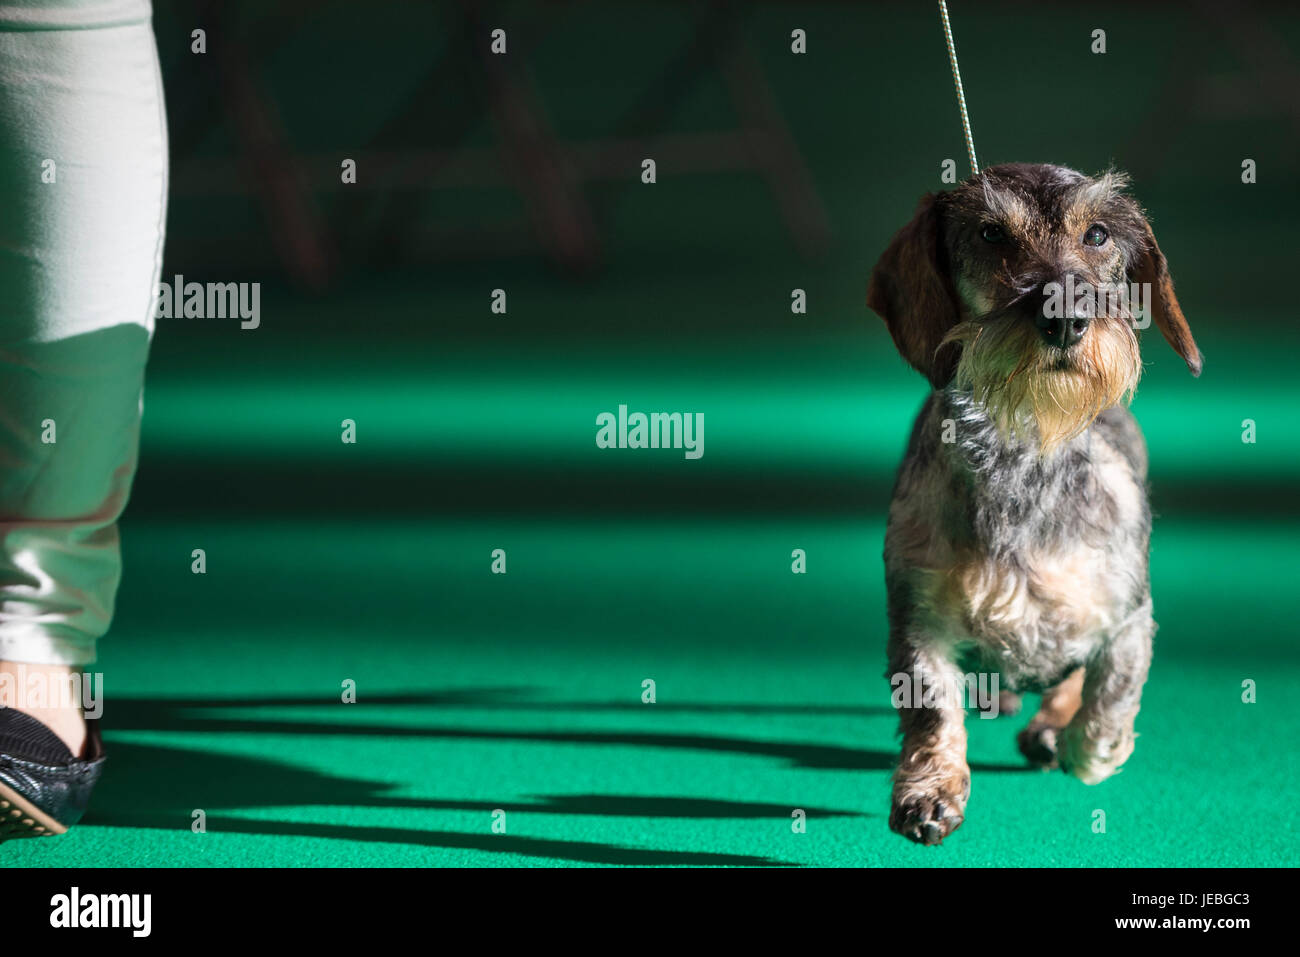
[0,3,166,665]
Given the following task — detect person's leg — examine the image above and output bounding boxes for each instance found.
[0,8,167,757]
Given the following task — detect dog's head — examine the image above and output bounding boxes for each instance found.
[867,162,1200,450]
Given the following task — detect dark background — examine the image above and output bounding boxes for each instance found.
[136,0,1300,519]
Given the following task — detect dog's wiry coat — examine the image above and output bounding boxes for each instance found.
[868,163,1200,845]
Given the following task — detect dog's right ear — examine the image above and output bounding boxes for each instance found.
[867,193,961,388]
[1131,219,1202,377]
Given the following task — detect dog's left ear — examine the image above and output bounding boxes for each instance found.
[867,193,961,388]
[1131,221,1202,377]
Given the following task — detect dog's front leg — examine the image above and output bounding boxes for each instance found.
[1058,605,1155,784]
[888,642,971,845]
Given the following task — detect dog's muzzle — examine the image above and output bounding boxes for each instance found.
[1029,278,1091,349]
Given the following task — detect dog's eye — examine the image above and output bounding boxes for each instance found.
[980,223,1008,244]
[1083,224,1109,247]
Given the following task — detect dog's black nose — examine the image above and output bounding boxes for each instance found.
[1035,313,1088,348]
[1033,289,1089,348]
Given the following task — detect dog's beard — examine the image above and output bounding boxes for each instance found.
[941,315,1142,454]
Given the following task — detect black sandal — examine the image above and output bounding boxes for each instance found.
[0,709,105,841]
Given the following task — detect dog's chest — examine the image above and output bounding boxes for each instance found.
[888,407,1147,686]
[925,540,1115,682]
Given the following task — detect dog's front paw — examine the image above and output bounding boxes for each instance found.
[889,773,969,846]
[1057,722,1134,784]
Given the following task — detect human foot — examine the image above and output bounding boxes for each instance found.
[0,708,105,839]
[0,661,89,757]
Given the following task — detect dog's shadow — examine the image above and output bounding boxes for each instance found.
[86,688,1030,865]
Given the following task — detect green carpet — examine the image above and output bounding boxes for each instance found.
[5,302,1297,867]
[5,516,1296,867]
